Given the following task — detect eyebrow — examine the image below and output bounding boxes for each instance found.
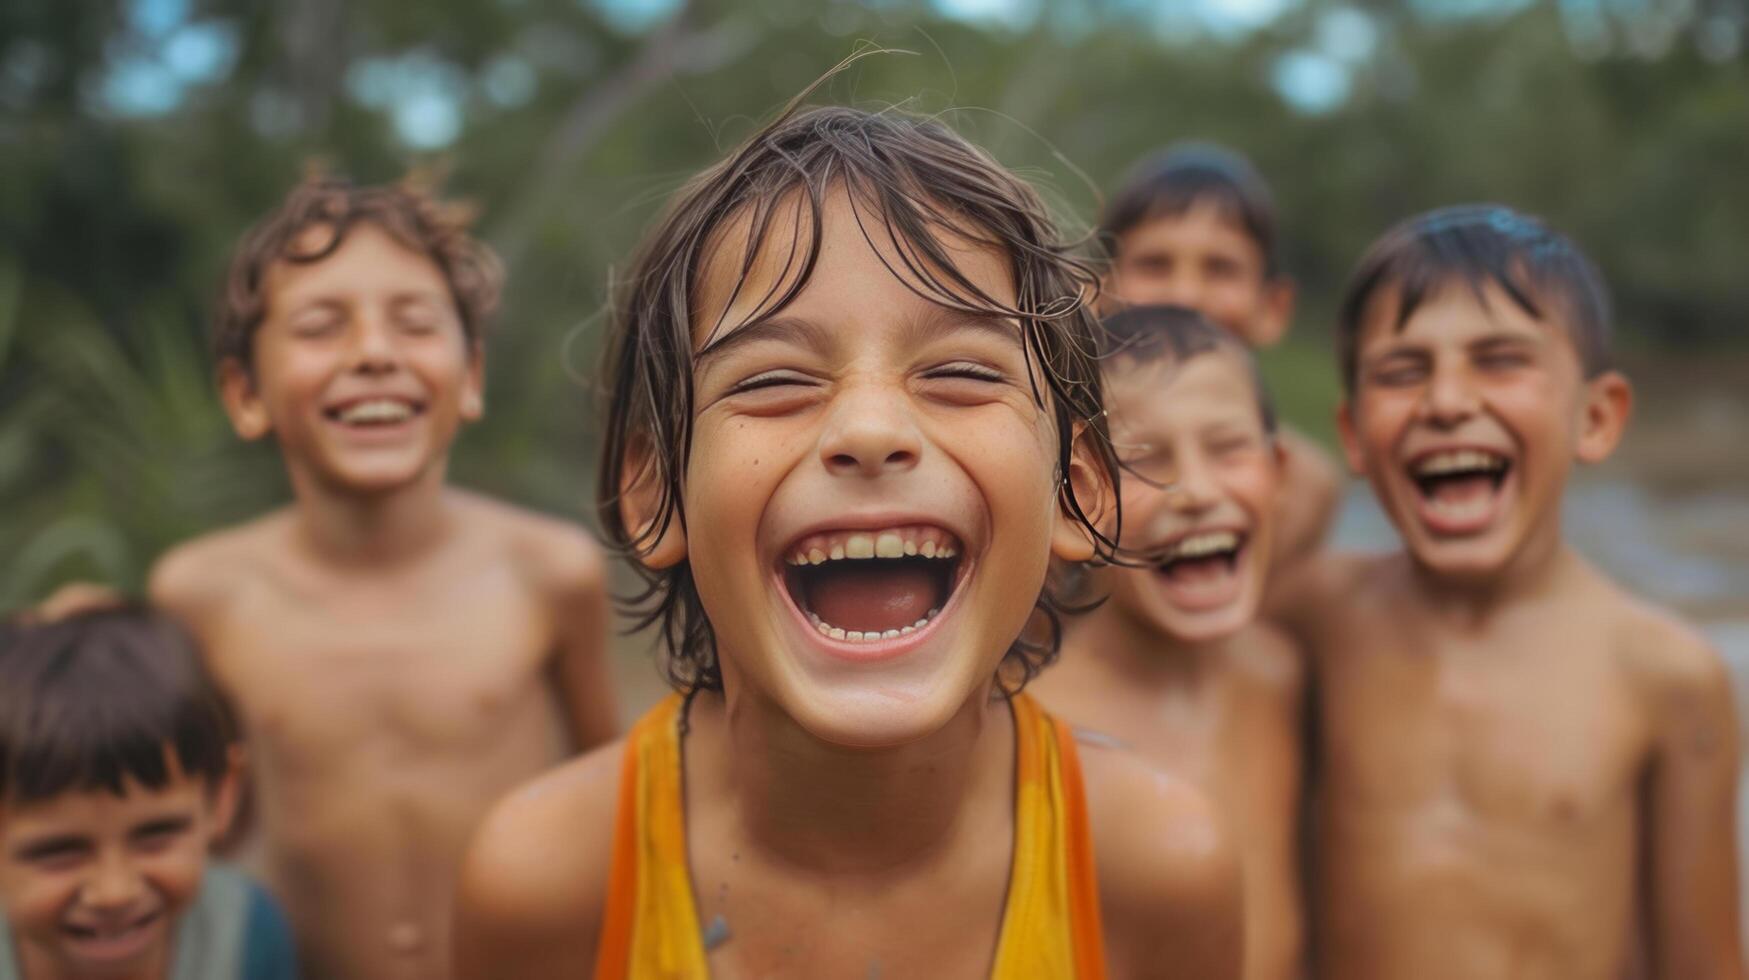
[132,815,193,837]
[693,315,834,368]
[902,307,1025,352]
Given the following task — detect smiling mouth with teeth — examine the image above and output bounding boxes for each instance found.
[63,909,162,950]
[782,525,964,643]
[1153,529,1246,586]
[325,398,422,426]
[1409,448,1511,519]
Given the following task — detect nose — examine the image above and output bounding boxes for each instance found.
[82,851,145,913]
[1418,362,1479,427]
[1153,272,1204,310]
[818,382,922,478]
[346,313,400,376]
[1167,448,1221,515]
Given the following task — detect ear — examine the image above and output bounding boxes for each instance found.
[1575,370,1632,464]
[620,439,688,570]
[1051,421,1115,563]
[1335,397,1366,476]
[218,359,272,440]
[461,341,486,422]
[1249,277,1296,349]
[208,745,247,841]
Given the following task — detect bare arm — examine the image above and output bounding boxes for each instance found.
[453,753,618,979]
[1644,627,1743,978]
[1087,748,1244,979]
[538,528,620,751]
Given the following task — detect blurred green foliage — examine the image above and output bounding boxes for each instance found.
[1,0,1745,605]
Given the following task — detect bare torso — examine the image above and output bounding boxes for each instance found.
[1033,624,1305,980]
[1296,553,1664,980]
[152,492,607,980]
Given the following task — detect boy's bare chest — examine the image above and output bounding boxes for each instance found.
[1314,615,1650,830]
[202,571,555,752]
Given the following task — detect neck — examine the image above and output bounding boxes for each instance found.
[688,683,1012,875]
[1065,581,1228,694]
[284,461,455,568]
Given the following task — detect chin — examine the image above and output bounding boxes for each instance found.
[781,681,982,749]
[767,629,1001,750]
[315,454,444,495]
[1404,534,1527,583]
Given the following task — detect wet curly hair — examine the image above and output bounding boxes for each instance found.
[214,169,504,369]
[597,92,1121,699]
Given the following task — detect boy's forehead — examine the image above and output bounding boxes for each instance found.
[1125,200,1262,259]
[1107,350,1259,428]
[267,221,449,303]
[690,185,1018,352]
[1359,277,1559,351]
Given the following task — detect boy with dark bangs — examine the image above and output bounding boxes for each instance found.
[1102,144,1341,570]
[1276,206,1741,978]
[1035,305,1306,980]
[149,175,618,980]
[456,101,1242,978]
[0,605,297,979]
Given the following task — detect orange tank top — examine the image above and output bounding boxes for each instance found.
[593,692,1107,979]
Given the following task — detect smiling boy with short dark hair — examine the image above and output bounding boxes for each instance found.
[0,605,297,980]
[1278,205,1741,979]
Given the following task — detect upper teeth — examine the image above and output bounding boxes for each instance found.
[1167,530,1240,561]
[786,526,959,566]
[337,399,413,423]
[1415,449,1507,476]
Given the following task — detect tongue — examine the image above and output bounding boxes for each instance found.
[1429,473,1496,505]
[1161,555,1230,585]
[805,562,938,634]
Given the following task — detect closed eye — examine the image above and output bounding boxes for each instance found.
[729,370,815,394]
[923,362,1005,383]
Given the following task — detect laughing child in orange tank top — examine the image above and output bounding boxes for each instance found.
[454,93,1243,978]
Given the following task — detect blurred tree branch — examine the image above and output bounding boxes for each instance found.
[488,4,754,270]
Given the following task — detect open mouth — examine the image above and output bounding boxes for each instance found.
[1408,448,1512,531]
[781,525,965,643]
[322,397,424,428]
[1151,529,1247,608]
[62,909,162,959]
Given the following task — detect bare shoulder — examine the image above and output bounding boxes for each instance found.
[147,510,291,617]
[1079,740,1242,974]
[1278,425,1342,497]
[1266,549,1379,632]
[1604,584,1735,724]
[451,491,605,596]
[455,737,625,972]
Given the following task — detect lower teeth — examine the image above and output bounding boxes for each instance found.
[811,610,940,642]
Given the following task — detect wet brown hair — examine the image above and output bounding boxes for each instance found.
[1100,142,1282,277]
[1337,204,1613,391]
[1101,304,1278,438]
[214,170,504,369]
[597,90,1120,698]
[0,603,237,804]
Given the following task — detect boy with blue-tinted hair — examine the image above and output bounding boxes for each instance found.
[1278,205,1741,979]
[0,605,297,980]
